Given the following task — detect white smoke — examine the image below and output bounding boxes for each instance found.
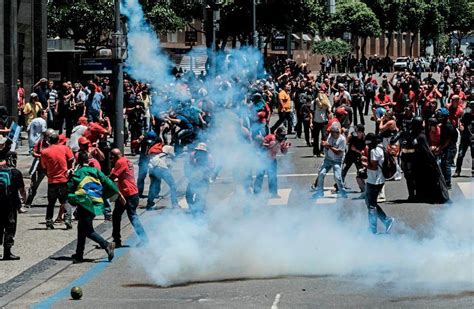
[121,0,474,289]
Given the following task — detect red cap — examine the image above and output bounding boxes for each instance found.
[58,134,68,145]
[78,136,90,145]
[336,107,348,115]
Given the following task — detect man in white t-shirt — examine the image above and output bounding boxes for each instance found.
[363,133,394,234]
[27,110,47,153]
[68,116,88,152]
[311,123,347,198]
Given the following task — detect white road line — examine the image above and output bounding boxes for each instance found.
[314,196,338,205]
[458,182,474,199]
[267,189,291,206]
[271,293,281,309]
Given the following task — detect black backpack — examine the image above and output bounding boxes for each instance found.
[378,146,397,179]
[0,168,12,199]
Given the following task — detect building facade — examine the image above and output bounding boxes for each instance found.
[0,0,47,119]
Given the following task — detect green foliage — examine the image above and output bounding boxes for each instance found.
[325,0,381,39]
[48,0,114,53]
[446,0,474,43]
[140,0,203,34]
[312,39,352,57]
[400,1,427,34]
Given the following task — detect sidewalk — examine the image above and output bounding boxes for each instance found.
[0,140,160,297]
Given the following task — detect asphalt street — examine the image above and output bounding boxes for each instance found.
[2,111,473,308]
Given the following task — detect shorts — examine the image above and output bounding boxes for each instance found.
[47,182,69,204]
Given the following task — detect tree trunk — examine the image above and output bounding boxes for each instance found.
[385,32,392,58]
[409,33,415,57]
[361,37,367,58]
[353,36,359,60]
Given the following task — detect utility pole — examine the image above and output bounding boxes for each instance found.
[287,28,292,59]
[252,0,257,46]
[112,0,124,152]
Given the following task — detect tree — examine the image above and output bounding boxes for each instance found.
[419,0,449,56]
[312,39,352,57]
[362,0,402,58]
[324,0,381,58]
[446,0,474,53]
[400,0,427,57]
[139,0,203,34]
[48,0,114,54]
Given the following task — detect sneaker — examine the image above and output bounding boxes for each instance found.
[106,242,115,262]
[311,192,324,199]
[270,193,281,199]
[114,240,123,248]
[71,253,83,264]
[452,172,460,178]
[338,193,348,198]
[377,195,386,203]
[65,221,73,230]
[18,207,28,214]
[310,184,317,192]
[104,215,112,222]
[354,193,366,200]
[384,218,395,233]
[46,221,55,230]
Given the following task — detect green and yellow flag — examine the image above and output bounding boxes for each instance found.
[67,166,119,216]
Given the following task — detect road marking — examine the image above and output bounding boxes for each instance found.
[458,182,474,199]
[314,196,339,205]
[271,293,281,309]
[178,198,189,209]
[267,189,291,206]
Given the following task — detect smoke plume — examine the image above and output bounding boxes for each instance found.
[120,0,474,289]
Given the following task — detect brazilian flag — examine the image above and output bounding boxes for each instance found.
[67,166,119,216]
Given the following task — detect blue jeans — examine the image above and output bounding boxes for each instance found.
[186,178,209,214]
[254,159,278,195]
[315,158,346,196]
[112,194,147,244]
[440,145,456,187]
[365,183,389,233]
[147,167,178,207]
[137,155,150,196]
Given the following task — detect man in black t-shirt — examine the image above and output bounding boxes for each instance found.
[0,152,26,260]
[341,124,367,195]
[454,101,474,177]
[435,108,458,189]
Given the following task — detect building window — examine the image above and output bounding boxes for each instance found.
[167,32,178,43]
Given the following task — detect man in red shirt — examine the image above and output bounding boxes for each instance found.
[446,95,464,128]
[110,148,147,247]
[83,117,111,144]
[254,127,290,197]
[41,133,74,229]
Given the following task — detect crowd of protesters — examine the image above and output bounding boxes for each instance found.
[0,52,472,261]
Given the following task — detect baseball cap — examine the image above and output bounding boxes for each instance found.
[195,142,208,152]
[78,136,90,145]
[335,107,348,116]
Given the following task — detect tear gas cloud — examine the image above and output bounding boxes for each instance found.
[121,0,474,288]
